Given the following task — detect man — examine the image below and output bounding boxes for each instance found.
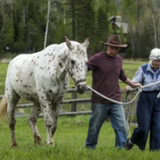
[85,35,142,149]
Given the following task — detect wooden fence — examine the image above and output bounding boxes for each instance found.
[0,88,138,118]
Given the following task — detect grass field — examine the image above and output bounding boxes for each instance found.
[2,59,159,160]
[0,115,160,160]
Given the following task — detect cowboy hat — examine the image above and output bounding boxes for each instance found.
[101,35,127,48]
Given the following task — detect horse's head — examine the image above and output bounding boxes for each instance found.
[65,37,89,94]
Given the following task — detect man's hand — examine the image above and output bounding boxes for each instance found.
[125,85,132,93]
[133,82,142,88]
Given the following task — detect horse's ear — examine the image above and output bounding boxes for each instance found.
[65,36,73,50]
[82,37,89,48]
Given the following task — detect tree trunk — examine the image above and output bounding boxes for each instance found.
[71,0,75,40]
[44,0,51,48]
[152,14,157,47]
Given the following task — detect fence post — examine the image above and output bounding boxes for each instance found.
[125,91,131,135]
[71,87,77,112]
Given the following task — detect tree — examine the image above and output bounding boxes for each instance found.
[44,0,51,48]
[0,0,15,53]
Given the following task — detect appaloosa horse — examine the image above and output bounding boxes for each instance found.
[0,37,89,147]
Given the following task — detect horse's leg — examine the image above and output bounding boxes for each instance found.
[46,97,63,145]
[7,92,20,147]
[29,102,42,144]
[38,93,53,145]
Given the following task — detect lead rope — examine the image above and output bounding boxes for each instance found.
[86,80,160,137]
[87,85,141,105]
[86,80,160,105]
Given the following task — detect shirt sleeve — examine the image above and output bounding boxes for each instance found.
[132,67,144,83]
[119,68,127,82]
[87,54,99,71]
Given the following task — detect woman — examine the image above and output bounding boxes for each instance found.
[126,48,160,151]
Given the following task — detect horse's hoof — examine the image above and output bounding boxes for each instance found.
[45,140,55,147]
[34,135,42,144]
[11,143,17,147]
[50,142,55,147]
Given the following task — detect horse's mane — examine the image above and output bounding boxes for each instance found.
[40,40,82,56]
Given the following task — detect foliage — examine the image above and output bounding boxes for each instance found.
[1,0,160,58]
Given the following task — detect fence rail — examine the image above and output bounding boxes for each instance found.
[0,88,139,118]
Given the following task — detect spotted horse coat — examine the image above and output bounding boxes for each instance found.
[5,37,89,147]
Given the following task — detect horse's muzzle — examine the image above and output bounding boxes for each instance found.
[76,81,87,94]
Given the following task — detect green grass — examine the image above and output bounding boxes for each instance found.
[0,62,8,94]
[0,115,160,160]
[0,60,160,159]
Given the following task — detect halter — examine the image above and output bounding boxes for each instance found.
[75,79,86,86]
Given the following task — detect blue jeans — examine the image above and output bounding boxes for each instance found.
[85,103,127,149]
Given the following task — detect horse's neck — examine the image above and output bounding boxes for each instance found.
[37,44,70,79]
[56,63,69,81]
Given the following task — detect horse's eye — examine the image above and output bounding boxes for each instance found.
[71,60,75,65]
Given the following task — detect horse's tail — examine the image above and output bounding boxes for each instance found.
[0,95,7,121]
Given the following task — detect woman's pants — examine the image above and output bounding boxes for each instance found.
[131,91,160,151]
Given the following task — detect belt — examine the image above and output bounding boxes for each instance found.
[142,91,159,93]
